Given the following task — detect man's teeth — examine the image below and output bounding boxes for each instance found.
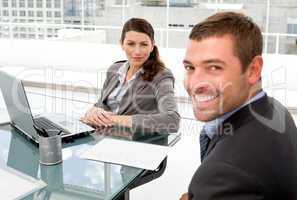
[194,95,216,102]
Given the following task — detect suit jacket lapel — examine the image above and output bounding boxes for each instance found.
[206,134,220,156]
[101,74,119,104]
[205,95,271,157]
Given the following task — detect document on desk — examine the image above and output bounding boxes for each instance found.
[0,166,46,200]
[79,138,170,170]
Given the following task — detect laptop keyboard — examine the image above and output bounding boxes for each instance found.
[34,117,63,133]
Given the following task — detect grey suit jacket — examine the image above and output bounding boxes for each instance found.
[95,61,180,133]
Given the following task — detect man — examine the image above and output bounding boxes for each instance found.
[180,12,297,200]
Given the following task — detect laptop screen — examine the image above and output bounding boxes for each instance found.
[0,71,39,141]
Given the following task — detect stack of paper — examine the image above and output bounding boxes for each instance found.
[79,138,170,170]
[0,167,46,200]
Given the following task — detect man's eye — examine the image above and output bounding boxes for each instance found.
[184,65,194,71]
[209,65,222,71]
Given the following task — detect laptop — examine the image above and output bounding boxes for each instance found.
[0,71,94,143]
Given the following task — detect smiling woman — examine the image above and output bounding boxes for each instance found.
[81,18,180,133]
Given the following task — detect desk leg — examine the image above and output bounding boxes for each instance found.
[124,190,130,200]
[117,190,129,200]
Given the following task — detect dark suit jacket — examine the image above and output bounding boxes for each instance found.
[188,95,297,200]
[95,61,180,133]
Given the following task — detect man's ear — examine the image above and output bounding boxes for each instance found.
[247,55,263,85]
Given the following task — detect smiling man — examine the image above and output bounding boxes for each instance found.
[180,12,297,200]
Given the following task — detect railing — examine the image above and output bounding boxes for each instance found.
[1,21,297,54]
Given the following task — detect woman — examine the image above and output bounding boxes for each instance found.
[82,18,180,133]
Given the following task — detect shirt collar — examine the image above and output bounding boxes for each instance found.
[117,61,144,84]
[203,90,266,139]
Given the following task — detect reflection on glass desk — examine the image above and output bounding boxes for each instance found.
[0,124,180,200]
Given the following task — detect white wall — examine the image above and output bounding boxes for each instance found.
[1,39,297,107]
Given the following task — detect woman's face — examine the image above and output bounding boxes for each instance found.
[121,31,154,69]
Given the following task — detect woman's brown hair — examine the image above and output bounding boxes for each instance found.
[120,18,165,81]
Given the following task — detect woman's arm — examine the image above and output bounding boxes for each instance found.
[130,75,180,133]
[96,74,180,132]
[110,115,132,128]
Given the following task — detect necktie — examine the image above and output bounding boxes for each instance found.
[200,128,211,162]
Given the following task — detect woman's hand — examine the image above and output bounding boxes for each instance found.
[81,106,114,127]
[179,193,189,200]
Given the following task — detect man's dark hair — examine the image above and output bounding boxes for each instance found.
[189,12,263,72]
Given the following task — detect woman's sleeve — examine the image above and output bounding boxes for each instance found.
[131,74,180,133]
[94,75,108,108]
[94,62,121,109]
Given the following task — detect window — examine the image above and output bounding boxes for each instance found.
[28,28,35,32]
[3,0,9,7]
[38,28,45,33]
[19,11,26,17]
[12,10,18,17]
[19,0,25,7]
[54,11,61,18]
[54,0,61,8]
[170,0,193,7]
[288,24,297,34]
[3,10,9,17]
[47,11,52,18]
[37,0,43,8]
[20,33,27,39]
[29,34,35,39]
[37,11,43,17]
[28,11,34,17]
[28,0,34,8]
[46,0,52,8]
[12,0,17,7]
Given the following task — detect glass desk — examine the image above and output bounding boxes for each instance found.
[0,124,180,200]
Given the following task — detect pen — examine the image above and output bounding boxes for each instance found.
[33,124,49,137]
[57,130,63,136]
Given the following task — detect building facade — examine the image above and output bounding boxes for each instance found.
[0,0,297,54]
[0,0,64,39]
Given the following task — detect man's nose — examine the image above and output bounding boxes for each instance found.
[188,71,211,93]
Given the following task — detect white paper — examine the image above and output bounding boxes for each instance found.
[0,167,47,200]
[80,138,170,170]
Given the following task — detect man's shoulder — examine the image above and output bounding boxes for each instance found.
[188,160,264,199]
[259,95,296,134]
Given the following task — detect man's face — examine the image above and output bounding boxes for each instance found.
[183,35,253,122]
